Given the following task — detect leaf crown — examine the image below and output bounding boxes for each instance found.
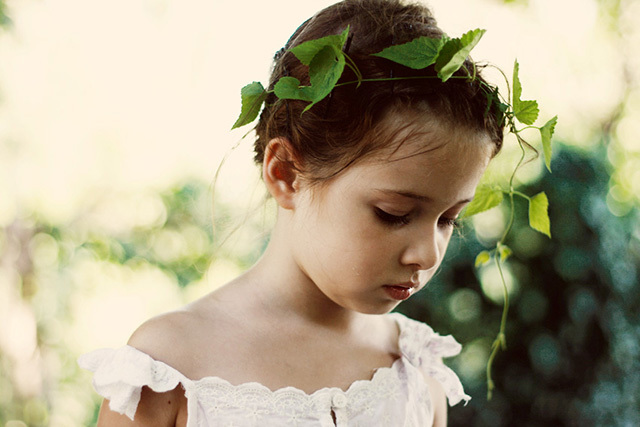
[232,26,553,148]
[234,27,499,127]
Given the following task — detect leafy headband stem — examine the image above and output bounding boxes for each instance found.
[232,26,557,400]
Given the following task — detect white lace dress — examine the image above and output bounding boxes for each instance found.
[78,313,470,427]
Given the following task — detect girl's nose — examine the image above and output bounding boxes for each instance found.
[400,229,441,271]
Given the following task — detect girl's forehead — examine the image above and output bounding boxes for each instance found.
[308,127,491,208]
[317,128,491,209]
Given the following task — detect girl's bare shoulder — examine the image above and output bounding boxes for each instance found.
[126,295,227,378]
[95,307,212,426]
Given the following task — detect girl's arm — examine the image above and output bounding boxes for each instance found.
[96,385,186,427]
[95,313,193,426]
[423,374,448,427]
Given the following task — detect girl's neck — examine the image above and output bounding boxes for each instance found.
[236,222,364,333]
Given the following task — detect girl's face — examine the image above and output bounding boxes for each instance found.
[288,113,493,315]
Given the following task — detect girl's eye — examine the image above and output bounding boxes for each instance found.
[438,217,461,229]
[374,208,411,226]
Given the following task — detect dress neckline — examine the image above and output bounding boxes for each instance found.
[126,312,408,398]
[186,356,404,398]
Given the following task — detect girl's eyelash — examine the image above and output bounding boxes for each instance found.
[438,217,461,229]
[375,208,461,229]
[374,208,411,226]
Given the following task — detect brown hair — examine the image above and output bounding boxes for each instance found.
[254,0,504,182]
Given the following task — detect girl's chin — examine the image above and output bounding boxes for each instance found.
[344,300,402,316]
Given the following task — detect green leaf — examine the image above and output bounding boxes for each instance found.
[512,60,539,125]
[232,82,268,129]
[300,45,346,112]
[371,36,446,69]
[273,77,312,101]
[528,192,551,238]
[539,115,558,172]
[498,244,512,262]
[460,185,504,218]
[514,100,539,125]
[512,60,523,103]
[291,26,349,66]
[475,250,492,267]
[435,29,486,82]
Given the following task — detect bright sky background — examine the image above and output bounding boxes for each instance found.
[1,0,634,226]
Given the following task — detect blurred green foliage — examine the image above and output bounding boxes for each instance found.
[0,1,9,28]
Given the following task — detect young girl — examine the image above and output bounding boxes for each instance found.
[79,0,504,425]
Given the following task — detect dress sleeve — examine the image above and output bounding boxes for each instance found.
[393,313,471,406]
[78,346,188,420]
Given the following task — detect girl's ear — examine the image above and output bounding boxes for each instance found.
[263,138,302,210]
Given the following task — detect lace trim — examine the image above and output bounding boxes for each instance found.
[78,346,189,420]
[193,365,402,420]
[79,346,405,425]
[391,313,471,406]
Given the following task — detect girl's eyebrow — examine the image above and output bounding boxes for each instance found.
[376,189,474,205]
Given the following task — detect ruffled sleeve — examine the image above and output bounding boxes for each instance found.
[392,313,471,406]
[78,346,190,420]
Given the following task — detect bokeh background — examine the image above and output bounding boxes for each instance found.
[1,0,638,425]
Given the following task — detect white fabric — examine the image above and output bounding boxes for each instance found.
[78,313,470,426]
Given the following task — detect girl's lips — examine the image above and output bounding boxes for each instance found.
[393,282,415,288]
[383,283,415,301]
